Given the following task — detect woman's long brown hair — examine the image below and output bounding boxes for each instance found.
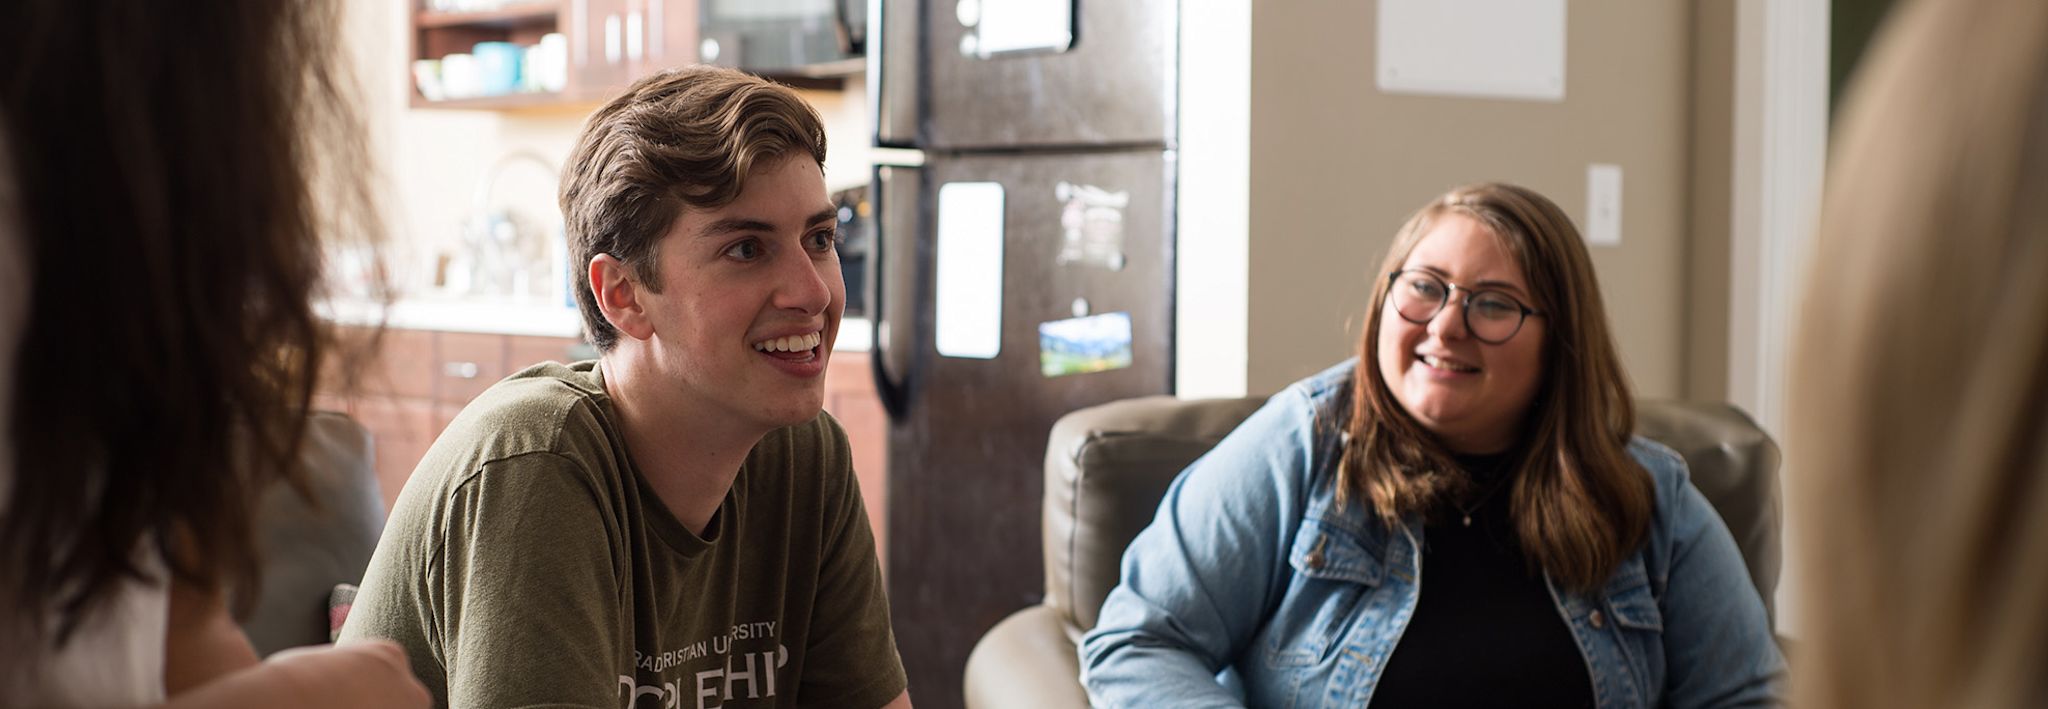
[1339,183,1652,593]
[0,0,375,660]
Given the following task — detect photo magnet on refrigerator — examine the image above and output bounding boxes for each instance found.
[1055,181,1130,271]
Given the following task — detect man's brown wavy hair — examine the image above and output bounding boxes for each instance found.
[560,66,828,351]
[1340,182,1653,593]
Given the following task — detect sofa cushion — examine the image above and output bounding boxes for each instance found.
[1635,400,1782,621]
[1042,395,1268,638]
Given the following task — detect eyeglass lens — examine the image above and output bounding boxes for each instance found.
[1389,271,1528,344]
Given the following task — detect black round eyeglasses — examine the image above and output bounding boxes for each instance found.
[1385,270,1541,344]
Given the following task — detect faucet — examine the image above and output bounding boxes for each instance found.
[460,149,562,300]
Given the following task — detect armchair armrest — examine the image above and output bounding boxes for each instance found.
[965,606,1091,709]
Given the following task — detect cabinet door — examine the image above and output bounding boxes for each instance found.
[568,0,632,100]
[822,351,889,570]
[436,332,510,405]
[641,0,699,73]
[922,0,1177,149]
[351,396,439,511]
[507,334,587,370]
[322,326,437,400]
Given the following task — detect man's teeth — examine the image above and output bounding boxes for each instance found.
[754,332,822,353]
[1421,355,1479,373]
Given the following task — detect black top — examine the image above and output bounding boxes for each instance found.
[1368,452,1595,709]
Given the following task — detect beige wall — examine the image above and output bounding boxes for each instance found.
[1241,1,1700,398]
[1689,0,1737,403]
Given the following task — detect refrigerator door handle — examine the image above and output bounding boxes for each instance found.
[871,0,920,147]
[834,0,865,55]
[869,163,918,419]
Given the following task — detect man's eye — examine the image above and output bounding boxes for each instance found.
[724,240,763,260]
[808,229,840,251]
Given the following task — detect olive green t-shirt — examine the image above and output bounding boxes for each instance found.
[339,361,905,709]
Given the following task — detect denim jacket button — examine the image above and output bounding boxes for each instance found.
[1589,610,1606,629]
[1305,534,1328,570]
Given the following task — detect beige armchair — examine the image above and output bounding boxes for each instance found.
[961,396,1781,709]
[239,410,388,656]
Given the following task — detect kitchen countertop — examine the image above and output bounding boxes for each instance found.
[318,297,873,351]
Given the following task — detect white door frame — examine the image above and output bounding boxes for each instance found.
[1728,0,1829,634]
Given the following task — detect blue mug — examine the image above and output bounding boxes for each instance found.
[471,41,524,96]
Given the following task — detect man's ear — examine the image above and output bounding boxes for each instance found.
[590,254,656,342]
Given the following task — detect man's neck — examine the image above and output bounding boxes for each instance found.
[599,354,767,537]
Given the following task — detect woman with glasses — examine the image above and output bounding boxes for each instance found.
[1081,183,1781,707]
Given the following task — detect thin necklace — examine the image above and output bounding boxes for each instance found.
[1454,476,1511,527]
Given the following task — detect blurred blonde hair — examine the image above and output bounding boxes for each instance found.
[1792,0,2048,707]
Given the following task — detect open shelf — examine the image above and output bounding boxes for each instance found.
[415,3,559,29]
[409,91,580,111]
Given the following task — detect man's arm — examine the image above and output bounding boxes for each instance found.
[341,451,626,709]
[437,454,628,708]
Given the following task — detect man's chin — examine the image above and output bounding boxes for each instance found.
[759,400,827,429]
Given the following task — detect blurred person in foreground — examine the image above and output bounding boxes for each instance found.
[0,1,428,706]
[1790,0,2048,707]
[1082,182,1781,707]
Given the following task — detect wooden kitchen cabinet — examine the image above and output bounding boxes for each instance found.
[822,350,890,572]
[350,396,440,507]
[410,0,698,110]
[319,326,583,509]
[320,325,891,561]
[436,331,516,402]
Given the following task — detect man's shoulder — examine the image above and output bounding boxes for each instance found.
[405,360,621,498]
[447,360,612,452]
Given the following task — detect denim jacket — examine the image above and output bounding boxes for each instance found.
[1080,360,1783,708]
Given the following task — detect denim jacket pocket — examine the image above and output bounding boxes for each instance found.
[1603,561,1664,633]
[1594,557,1666,703]
[1265,517,1386,668]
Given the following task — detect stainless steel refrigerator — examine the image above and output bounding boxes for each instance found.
[867,0,1177,705]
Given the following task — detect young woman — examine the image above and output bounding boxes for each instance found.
[1082,183,1780,707]
[0,1,426,705]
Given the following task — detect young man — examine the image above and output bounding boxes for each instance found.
[340,66,911,709]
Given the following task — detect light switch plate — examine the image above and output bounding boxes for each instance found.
[1586,164,1623,246]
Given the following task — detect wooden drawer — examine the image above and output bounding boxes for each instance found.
[321,326,436,400]
[507,333,587,372]
[436,331,509,404]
